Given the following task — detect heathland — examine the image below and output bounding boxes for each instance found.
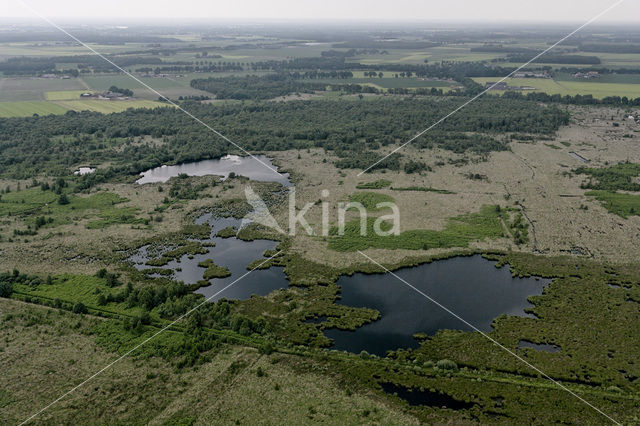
[1,22,640,425]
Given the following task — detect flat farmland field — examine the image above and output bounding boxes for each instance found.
[82,74,213,99]
[45,90,93,100]
[0,42,148,57]
[354,46,504,65]
[0,101,68,117]
[472,76,640,98]
[316,77,457,89]
[0,77,86,101]
[53,99,170,113]
[0,99,169,117]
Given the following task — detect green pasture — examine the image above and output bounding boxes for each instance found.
[54,99,168,113]
[0,187,144,230]
[45,90,92,100]
[0,76,86,101]
[472,76,640,98]
[0,101,68,117]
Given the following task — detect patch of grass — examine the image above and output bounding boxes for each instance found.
[472,76,640,99]
[0,101,68,117]
[145,241,209,267]
[585,190,640,218]
[0,187,143,231]
[329,205,508,251]
[198,259,232,279]
[216,226,238,238]
[45,90,92,100]
[12,274,144,318]
[576,162,640,192]
[544,143,562,150]
[348,192,395,210]
[356,179,392,189]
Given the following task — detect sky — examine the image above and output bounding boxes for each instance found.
[4,0,640,24]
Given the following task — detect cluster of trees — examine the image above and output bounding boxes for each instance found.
[108,86,134,96]
[0,269,43,297]
[249,57,350,72]
[0,54,165,76]
[145,62,244,74]
[556,66,640,75]
[363,71,384,78]
[0,96,568,179]
[287,70,353,79]
[498,90,640,106]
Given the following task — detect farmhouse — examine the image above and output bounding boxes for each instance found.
[513,71,549,78]
[573,71,600,79]
[484,81,508,90]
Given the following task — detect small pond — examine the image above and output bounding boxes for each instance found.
[380,382,475,409]
[129,214,289,302]
[517,340,561,353]
[325,255,551,357]
[135,154,291,186]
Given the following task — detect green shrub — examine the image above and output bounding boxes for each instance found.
[72,302,88,314]
[436,359,458,371]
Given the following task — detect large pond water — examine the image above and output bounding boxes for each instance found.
[325,255,551,356]
[135,154,291,186]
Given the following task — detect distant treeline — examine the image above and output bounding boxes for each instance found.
[498,90,640,106]
[250,57,351,72]
[0,55,166,76]
[140,63,244,74]
[555,66,640,75]
[0,54,243,76]
[321,49,387,57]
[249,57,516,80]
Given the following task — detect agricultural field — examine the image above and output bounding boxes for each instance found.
[53,99,169,113]
[0,99,169,117]
[0,76,86,101]
[472,76,640,98]
[0,100,68,117]
[44,89,92,100]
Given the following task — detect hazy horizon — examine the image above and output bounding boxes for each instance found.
[4,0,639,24]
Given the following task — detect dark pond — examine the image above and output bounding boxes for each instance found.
[325,255,551,357]
[379,382,475,409]
[517,340,561,353]
[135,154,291,186]
[129,214,289,302]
